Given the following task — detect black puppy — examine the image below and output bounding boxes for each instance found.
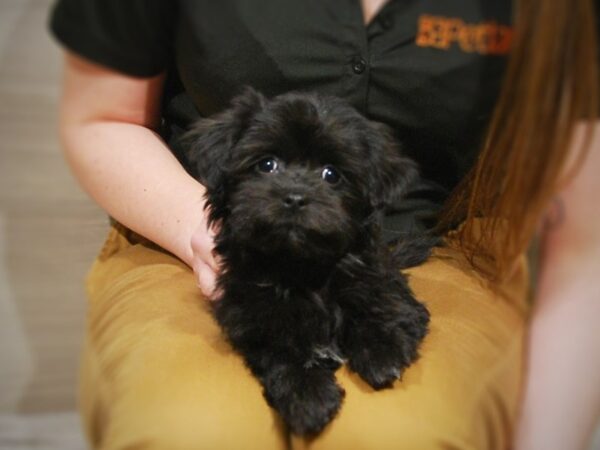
[181,88,434,435]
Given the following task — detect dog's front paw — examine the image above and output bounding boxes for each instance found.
[283,379,345,435]
[341,289,429,390]
[264,367,345,435]
[346,325,425,390]
[347,345,405,390]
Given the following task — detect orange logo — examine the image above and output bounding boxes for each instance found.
[416,15,513,55]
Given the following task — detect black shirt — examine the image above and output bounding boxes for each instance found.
[49,0,514,236]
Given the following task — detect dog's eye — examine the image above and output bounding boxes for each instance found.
[321,166,341,185]
[257,157,278,173]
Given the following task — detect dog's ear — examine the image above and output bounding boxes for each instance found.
[182,87,266,192]
[365,121,419,209]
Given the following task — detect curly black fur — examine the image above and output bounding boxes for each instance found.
[180,88,437,435]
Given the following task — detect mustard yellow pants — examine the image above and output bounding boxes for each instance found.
[80,223,530,450]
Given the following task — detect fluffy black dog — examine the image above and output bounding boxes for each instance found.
[181,88,435,435]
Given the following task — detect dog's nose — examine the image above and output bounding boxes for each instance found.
[283,193,307,209]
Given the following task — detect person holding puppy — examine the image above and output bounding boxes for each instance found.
[50,0,600,449]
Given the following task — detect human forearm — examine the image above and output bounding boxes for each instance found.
[514,243,600,450]
[58,52,219,293]
[514,123,600,450]
[60,119,206,267]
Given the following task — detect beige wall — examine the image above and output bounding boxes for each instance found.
[0,0,108,415]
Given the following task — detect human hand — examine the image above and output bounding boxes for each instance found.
[190,214,222,300]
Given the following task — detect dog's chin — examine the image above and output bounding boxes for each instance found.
[236,222,351,263]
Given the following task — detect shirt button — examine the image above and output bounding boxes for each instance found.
[351,56,367,74]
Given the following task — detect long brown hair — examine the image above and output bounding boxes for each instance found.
[438,0,599,280]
